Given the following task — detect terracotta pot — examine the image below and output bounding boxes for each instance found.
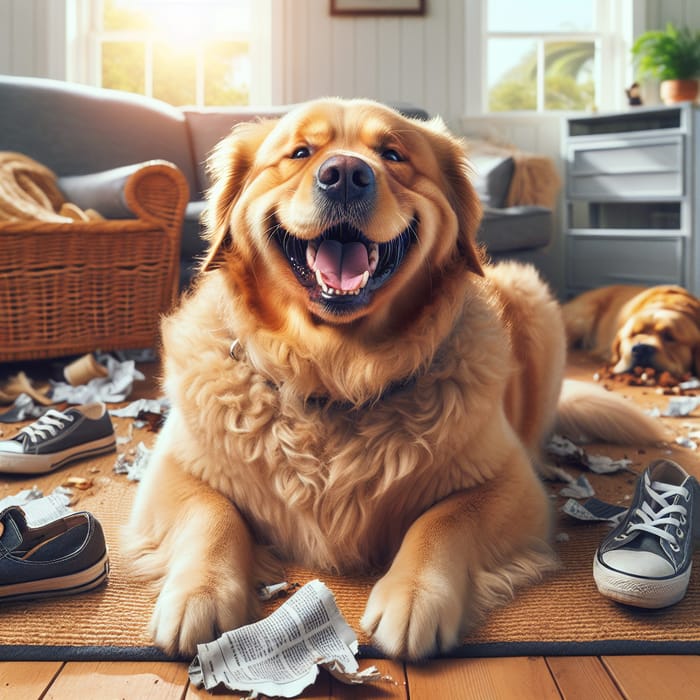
[659,79,699,104]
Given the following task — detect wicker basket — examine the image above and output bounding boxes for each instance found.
[0,161,188,361]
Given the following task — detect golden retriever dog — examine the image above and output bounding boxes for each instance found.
[563,284,700,377]
[124,98,667,660]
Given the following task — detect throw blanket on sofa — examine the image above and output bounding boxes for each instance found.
[506,151,561,210]
[464,139,561,210]
[0,152,100,222]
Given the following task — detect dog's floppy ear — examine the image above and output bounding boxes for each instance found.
[610,333,623,366]
[691,310,700,377]
[692,344,700,378]
[200,118,279,272]
[423,118,484,276]
[683,290,700,377]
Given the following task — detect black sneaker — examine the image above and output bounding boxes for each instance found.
[0,507,109,601]
[0,403,116,474]
[593,459,700,608]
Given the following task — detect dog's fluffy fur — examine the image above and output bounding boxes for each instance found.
[125,99,667,660]
[563,284,700,377]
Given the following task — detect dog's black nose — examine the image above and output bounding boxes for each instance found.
[631,343,655,366]
[316,155,376,204]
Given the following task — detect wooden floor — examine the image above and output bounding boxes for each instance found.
[2,654,700,698]
[1,354,700,699]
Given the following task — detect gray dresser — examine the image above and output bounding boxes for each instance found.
[562,103,699,297]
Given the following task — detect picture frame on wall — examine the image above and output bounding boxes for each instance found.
[330,0,425,16]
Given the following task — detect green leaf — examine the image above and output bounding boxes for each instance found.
[631,23,700,80]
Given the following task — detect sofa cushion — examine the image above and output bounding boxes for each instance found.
[477,206,552,253]
[183,107,292,195]
[469,153,515,209]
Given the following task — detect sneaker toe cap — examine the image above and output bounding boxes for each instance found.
[0,440,23,454]
[600,549,675,578]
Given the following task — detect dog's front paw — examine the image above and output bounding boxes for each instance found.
[360,568,465,660]
[150,569,255,657]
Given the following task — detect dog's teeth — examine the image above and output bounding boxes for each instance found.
[368,244,379,274]
[315,269,329,293]
[315,267,368,297]
[306,242,317,270]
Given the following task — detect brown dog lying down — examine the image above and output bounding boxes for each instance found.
[124,98,668,660]
[563,284,700,377]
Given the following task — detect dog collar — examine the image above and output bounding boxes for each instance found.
[228,338,416,408]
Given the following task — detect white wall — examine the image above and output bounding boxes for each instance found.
[0,0,68,79]
[273,0,468,129]
[646,0,700,29]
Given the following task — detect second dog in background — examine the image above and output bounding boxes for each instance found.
[563,284,700,378]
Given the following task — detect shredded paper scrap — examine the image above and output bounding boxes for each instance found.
[562,497,627,523]
[188,579,382,698]
[0,487,73,526]
[547,434,632,474]
[50,355,145,404]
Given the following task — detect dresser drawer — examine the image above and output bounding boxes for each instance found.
[567,235,683,288]
[568,137,683,199]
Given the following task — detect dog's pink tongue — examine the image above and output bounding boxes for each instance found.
[314,240,369,290]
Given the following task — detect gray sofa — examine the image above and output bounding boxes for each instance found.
[468,148,555,266]
[0,75,553,287]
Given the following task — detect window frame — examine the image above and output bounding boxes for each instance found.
[467,0,646,115]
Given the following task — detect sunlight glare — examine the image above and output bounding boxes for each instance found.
[113,0,251,51]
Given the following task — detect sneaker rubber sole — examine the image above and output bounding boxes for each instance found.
[0,551,109,602]
[0,435,116,474]
[593,554,691,608]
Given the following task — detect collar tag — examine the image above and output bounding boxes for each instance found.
[229,339,243,361]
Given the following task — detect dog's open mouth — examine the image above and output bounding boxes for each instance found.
[273,219,416,312]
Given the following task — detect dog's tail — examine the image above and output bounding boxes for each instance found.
[554,379,669,445]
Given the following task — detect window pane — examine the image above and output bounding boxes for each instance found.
[488,0,594,33]
[101,42,145,94]
[152,43,196,106]
[99,0,252,106]
[204,41,250,106]
[544,41,595,110]
[488,38,537,112]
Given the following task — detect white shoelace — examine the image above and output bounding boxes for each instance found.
[625,476,689,550]
[19,409,74,444]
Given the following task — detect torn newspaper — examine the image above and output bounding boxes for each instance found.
[189,578,382,697]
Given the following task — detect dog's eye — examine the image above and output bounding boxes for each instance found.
[662,329,675,342]
[290,146,311,159]
[381,148,404,162]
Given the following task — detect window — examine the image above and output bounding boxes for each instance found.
[94,0,254,106]
[482,0,638,113]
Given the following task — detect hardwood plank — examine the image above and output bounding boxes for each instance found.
[44,661,189,700]
[406,657,561,699]
[602,656,700,700]
[0,661,63,699]
[330,659,407,699]
[547,656,622,700]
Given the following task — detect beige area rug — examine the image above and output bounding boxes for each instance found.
[0,352,699,660]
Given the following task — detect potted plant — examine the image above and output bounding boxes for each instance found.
[631,23,700,104]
